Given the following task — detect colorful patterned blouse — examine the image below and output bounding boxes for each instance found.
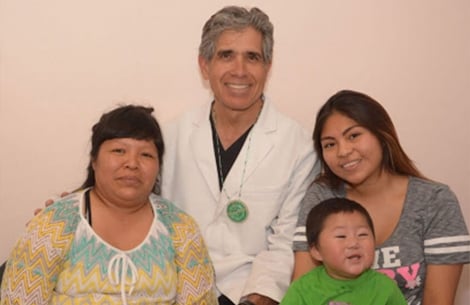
[1,190,217,305]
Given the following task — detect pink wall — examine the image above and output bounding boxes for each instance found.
[1,1,468,303]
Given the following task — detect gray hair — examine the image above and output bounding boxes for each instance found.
[199,6,274,63]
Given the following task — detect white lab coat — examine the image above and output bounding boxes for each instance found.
[161,98,317,303]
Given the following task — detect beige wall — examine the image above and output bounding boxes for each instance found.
[1,0,468,303]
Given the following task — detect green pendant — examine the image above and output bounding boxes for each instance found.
[227,200,248,223]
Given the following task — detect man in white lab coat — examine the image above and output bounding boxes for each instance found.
[161,6,317,305]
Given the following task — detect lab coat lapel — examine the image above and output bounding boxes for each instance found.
[216,100,276,206]
[241,100,276,184]
[189,104,221,203]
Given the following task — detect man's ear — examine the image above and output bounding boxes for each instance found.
[309,245,323,262]
[198,55,210,80]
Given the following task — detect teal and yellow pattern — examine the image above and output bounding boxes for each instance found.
[1,191,217,305]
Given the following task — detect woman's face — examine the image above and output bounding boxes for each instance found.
[320,112,383,187]
[92,138,159,205]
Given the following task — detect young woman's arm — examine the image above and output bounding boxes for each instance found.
[422,264,463,305]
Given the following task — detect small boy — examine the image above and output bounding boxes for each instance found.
[281,198,406,305]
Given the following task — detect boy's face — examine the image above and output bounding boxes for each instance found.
[310,211,375,280]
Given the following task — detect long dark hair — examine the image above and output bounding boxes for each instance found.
[81,105,164,189]
[313,90,425,189]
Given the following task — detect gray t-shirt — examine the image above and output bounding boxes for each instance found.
[293,176,470,305]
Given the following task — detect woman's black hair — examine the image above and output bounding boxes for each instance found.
[81,105,164,189]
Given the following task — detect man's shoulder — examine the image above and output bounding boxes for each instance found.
[261,100,311,141]
[162,102,209,132]
[264,100,306,127]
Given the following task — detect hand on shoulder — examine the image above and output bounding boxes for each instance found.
[33,191,70,216]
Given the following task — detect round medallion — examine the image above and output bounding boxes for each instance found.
[226,200,248,223]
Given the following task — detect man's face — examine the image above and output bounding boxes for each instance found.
[199,27,271,112]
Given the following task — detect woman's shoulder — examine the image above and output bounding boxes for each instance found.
[150,194,185,213]
[42,191,82,219]
[149,193,198,228]
[305,181,344,199]
[408,176,457,201]
[409,176,451,190]
[298,182,344,218]
[149,194,206,247]
[26,191,83,243]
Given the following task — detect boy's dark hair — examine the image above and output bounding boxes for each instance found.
[306,197,375,247]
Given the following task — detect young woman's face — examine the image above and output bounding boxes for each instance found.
[92,138,159,206]
[320,112,384,187]
[310,211,375,280]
